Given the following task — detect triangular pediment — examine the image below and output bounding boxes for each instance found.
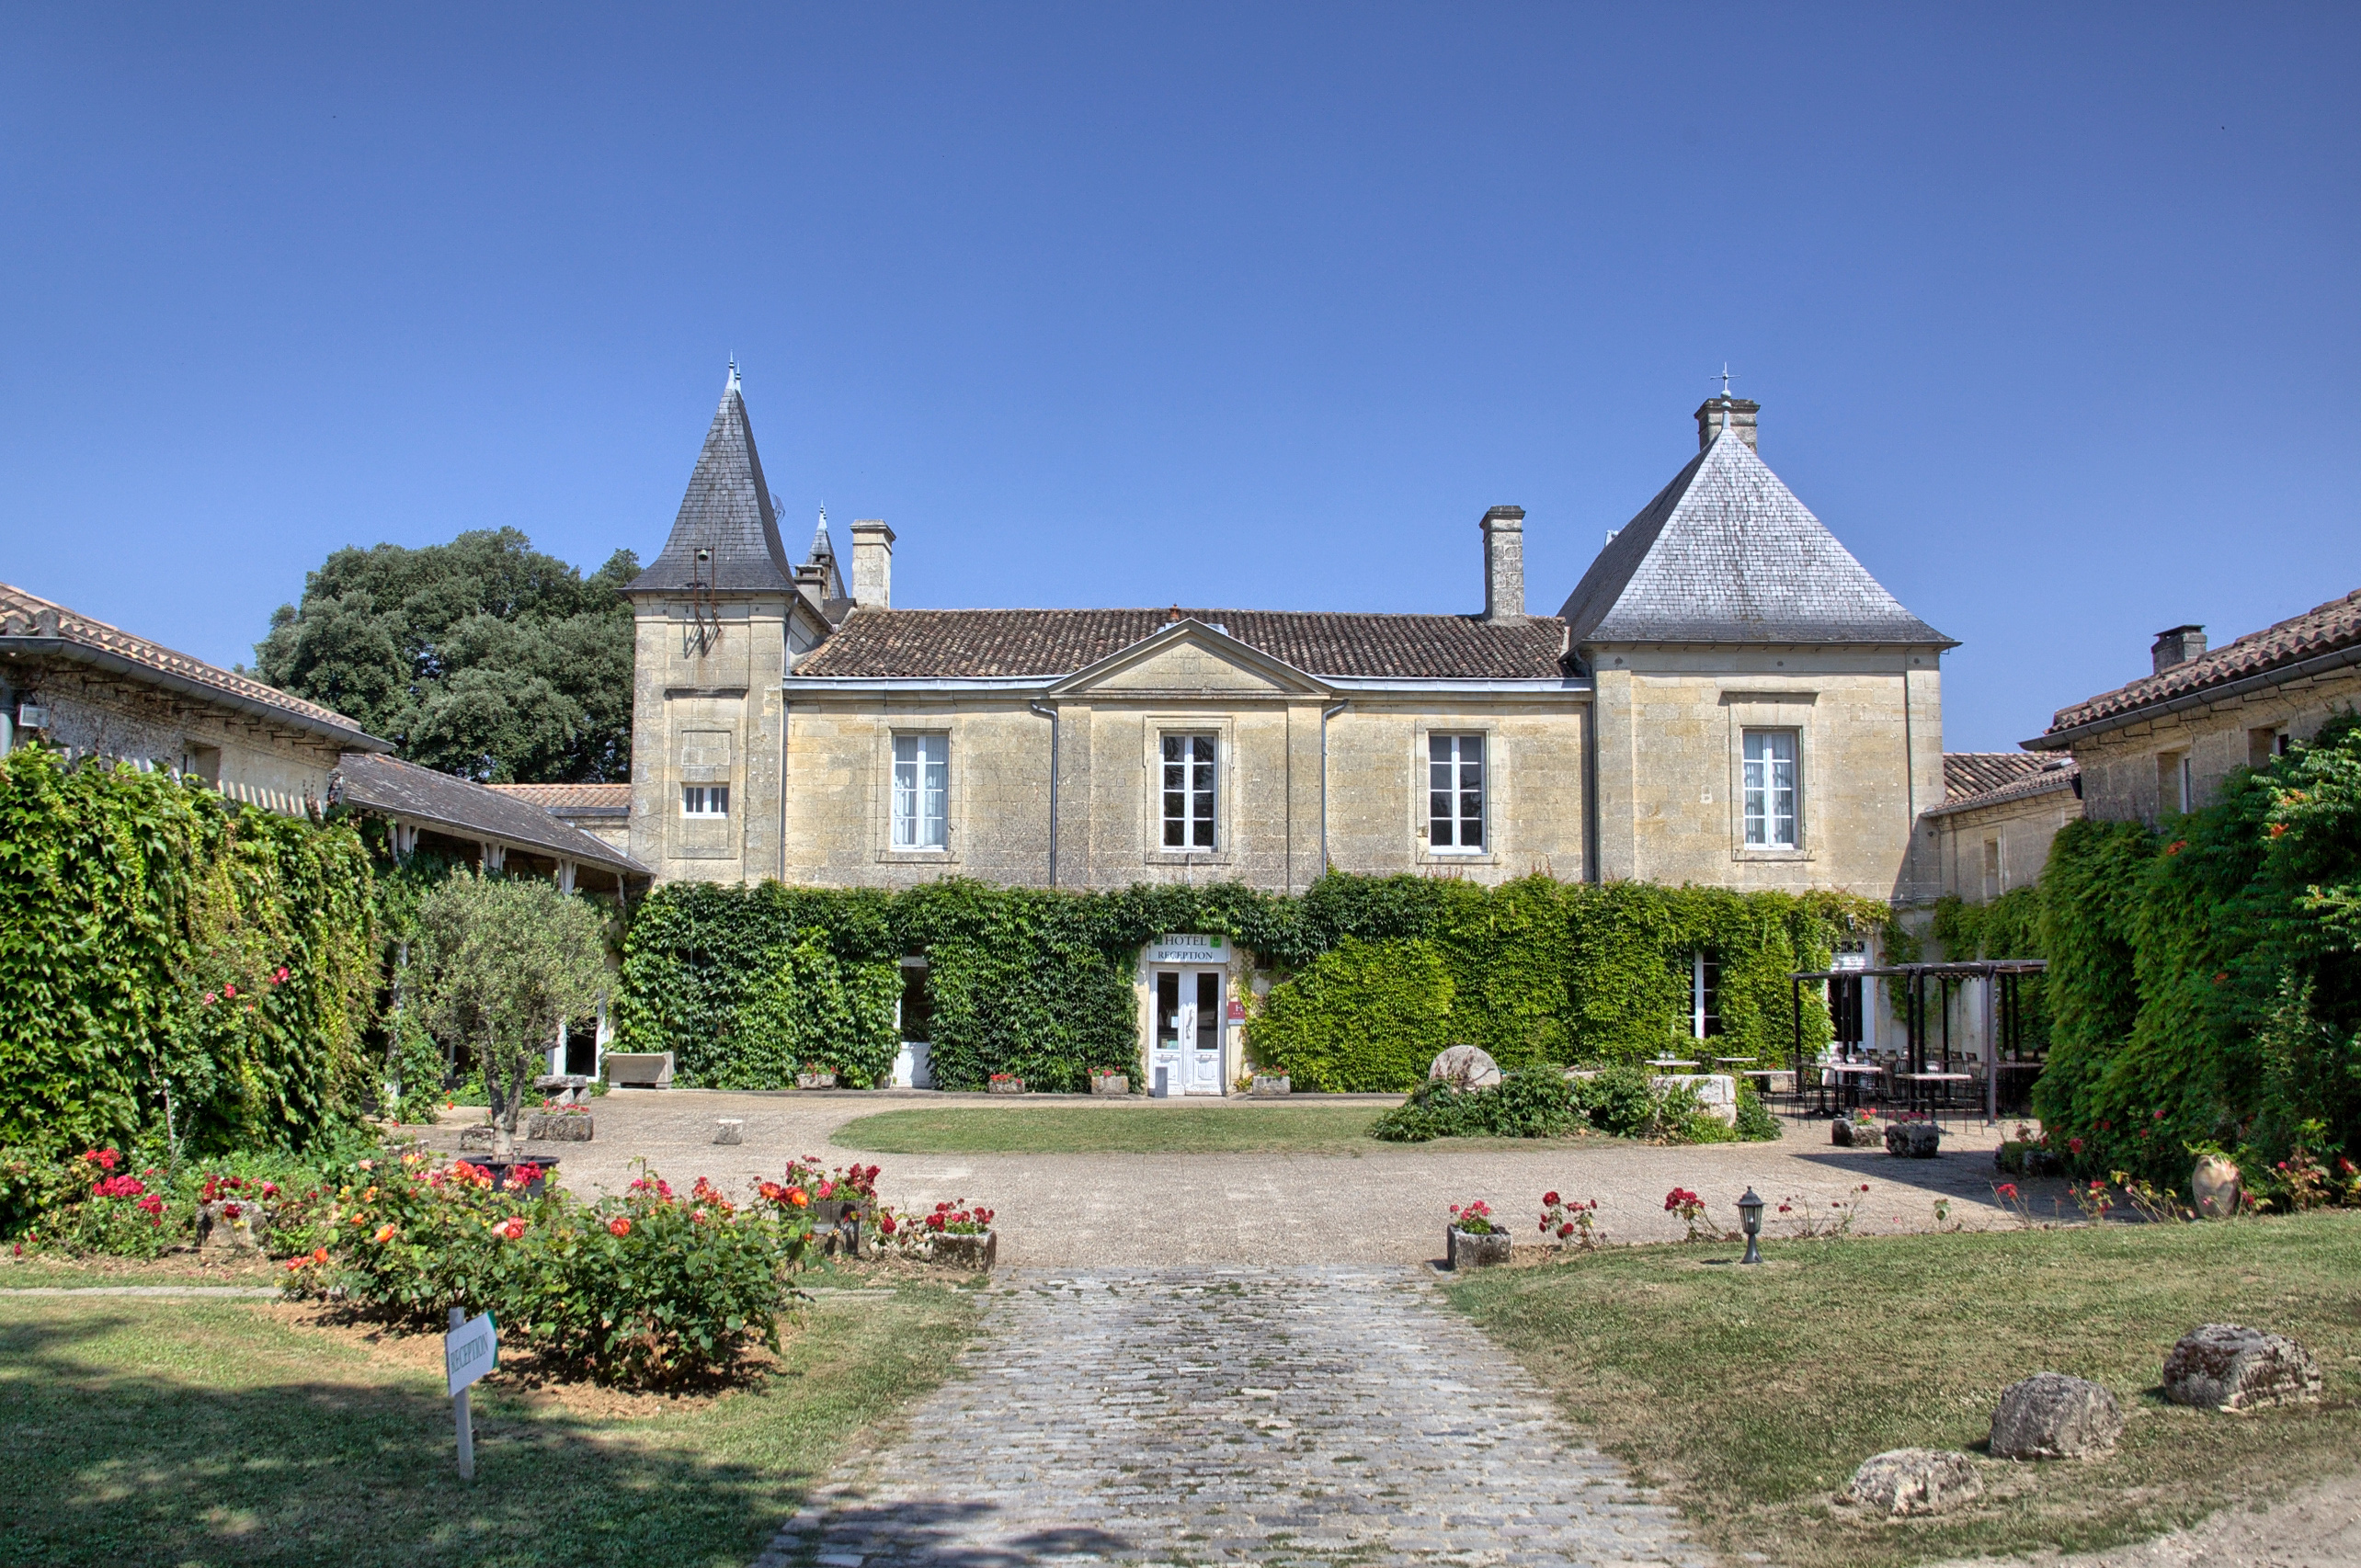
[1049,619,1330,698]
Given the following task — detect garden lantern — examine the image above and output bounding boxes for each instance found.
[1737,1187,1764,1265]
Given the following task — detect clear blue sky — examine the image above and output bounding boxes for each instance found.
[4,6,2355,750]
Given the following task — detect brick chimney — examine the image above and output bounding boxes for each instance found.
[2151,624,2207,675]
[1481,506,1525,621]
[1694,396,1760,451]
[850,520,895,609]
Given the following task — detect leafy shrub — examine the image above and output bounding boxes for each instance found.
[1733,1078,1782,1142]
[1251,937,1454,1092]
[291,1153,809,1387]
[1371,1069,1582,1142]
[1575,1065,1660,1137]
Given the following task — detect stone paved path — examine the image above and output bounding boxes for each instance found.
[756,1267,1705,1568]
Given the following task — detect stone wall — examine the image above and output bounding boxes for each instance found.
[1586,646,1945,903]
[2068,664,2361,824]
[1932,786,2082,903]
[626,595,793,882]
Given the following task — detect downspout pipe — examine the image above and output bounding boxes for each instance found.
[1318,699,1350,878]
[1030,701,1058,888]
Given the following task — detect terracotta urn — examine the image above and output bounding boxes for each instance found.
[2193,1153,2242,1219]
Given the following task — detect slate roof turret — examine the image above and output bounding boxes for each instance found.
[1558,419,1951,649]
[628,365,797,595]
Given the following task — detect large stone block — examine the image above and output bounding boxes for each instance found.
[1845,1449,1981,1516]
[2162,1324,2321,1411]
[1989,1373,2123,1459]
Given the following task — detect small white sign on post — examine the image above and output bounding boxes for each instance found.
[445,1308,497,1479]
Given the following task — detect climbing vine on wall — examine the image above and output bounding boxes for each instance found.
[0,744,377,1154]
[614,871,1881,1093]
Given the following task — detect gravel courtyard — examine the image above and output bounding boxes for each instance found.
[423,1088,2050,1267]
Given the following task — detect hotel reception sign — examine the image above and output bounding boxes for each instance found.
[1146,933,1226,964]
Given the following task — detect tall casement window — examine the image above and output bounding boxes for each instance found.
[1741,729,1799,848]
[1429,733,1486,851]
[1691,949,1720,1040]
[680,784,729,817]
[892,734,949,849]
[1161,733,1217,850]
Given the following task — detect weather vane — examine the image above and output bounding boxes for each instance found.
[1718,363,1734,399]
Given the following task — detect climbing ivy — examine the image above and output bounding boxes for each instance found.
[0,744,377,1154]
[615,871,1882,1093]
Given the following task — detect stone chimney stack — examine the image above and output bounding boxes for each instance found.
[2151,624,2207,675]
[1694,396,1760,452]
[1481,506,1525,621]
[850,520,895,609]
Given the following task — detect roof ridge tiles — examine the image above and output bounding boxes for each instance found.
[2041,585,2361,736]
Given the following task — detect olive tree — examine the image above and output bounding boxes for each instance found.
[412,871,611,1158]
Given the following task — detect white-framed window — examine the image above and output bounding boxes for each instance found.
[1691,949,1720,1040]
[892,734,949,849]
[1161,733,1217,850]
[681,784,729,817]
[1428,733,1486,851]
[1741,728,1798,848]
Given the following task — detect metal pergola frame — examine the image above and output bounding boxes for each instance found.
[1787,960,2049,1123]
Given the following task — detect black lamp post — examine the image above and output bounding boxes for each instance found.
[1738,1187,1764,1265]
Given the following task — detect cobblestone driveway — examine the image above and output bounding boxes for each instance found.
[756,1267,1705,1568]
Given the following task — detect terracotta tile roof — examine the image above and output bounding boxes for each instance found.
[336,753,647,878]
[488,783,631,813]
[1925,754,2079,818]
[790,608,1571,681]
[0,580,384,748]
[2041,588,2361,738]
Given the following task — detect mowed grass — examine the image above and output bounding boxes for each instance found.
[1448,1211,2361,1568]
[0,1280,980,1568]
[832,1102,1393,1153]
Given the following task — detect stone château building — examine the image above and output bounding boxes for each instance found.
[622,370,1956,1089]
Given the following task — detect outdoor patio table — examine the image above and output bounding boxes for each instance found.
[1646,1057,1700,1069]
[1818,1061,1884,1113]
[1897,1070,1972,1119]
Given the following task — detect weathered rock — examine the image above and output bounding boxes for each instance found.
[196,1201,264,1252]
[1990,1372,2124,1459]
[1430,1045,1501,1089]
[2192,1155,2243,1220]
[1885,1121,1942,1158]
[1845,1449,1983,1516]
[527,1112,593,1142]
[713,1119,744,1145]
[2162,1324,2322,1410]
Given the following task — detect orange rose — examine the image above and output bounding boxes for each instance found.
[788,1188,809,1208]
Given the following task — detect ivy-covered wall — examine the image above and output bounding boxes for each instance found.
[2034,713,2361,1186]
[1929,886,2051,1053]
[0,744,378,1154]
[614,872,1883,1093]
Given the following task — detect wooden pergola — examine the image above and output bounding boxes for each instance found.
[1787,960,2048,1123]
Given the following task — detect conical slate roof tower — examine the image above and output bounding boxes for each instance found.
[629,363,797,595]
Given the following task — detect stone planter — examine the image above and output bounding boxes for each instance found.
[1250,1074,1292,1096]
[1831,1118,1883,1148]
[808,1199,870,1255]
[479,1156,557,1197]
[987,1077,1027,1095]
[196,1201,268,1253]
[527,1112,594,1142]
[1446,1226,1511,1270]
[1995,1142,2064,1176]
[1089,1074,1129,1096]
[930,1231,998,1270]
[602,1051,673,1089]
[2193,1154,2242,1219]
[796,1071,838,1090]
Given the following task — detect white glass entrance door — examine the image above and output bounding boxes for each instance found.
[1153,970,1226,1096]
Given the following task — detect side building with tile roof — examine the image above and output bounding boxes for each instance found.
[2025,591,2361,824]
[1922,752,2082,907]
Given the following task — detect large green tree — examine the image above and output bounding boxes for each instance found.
[252,528,637,783]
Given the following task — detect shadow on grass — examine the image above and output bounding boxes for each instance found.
[0,1312,804,1568]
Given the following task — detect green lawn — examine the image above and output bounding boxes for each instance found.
[832,1102,1396,1153]
[0,1279,980,1568]
[1448,1212,2361,1568]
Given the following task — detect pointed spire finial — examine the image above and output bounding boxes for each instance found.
[727,356,740,393]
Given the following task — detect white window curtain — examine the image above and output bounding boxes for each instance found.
[1741,729,1798,848]
[893,734,949,848]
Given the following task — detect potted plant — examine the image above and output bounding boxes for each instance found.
[796,1061,838,1090]
[527,1096,595,1142]
[1446,1199,1511,1269]
[987,1073,1026,1096]
[1089,1067,1129,1096]
[1250,1070,1292,1096]
[2190,1142,2242,1218]
[920,1200,997,1269]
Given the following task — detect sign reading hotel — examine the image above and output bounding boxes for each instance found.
[1146,933,1226,964]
